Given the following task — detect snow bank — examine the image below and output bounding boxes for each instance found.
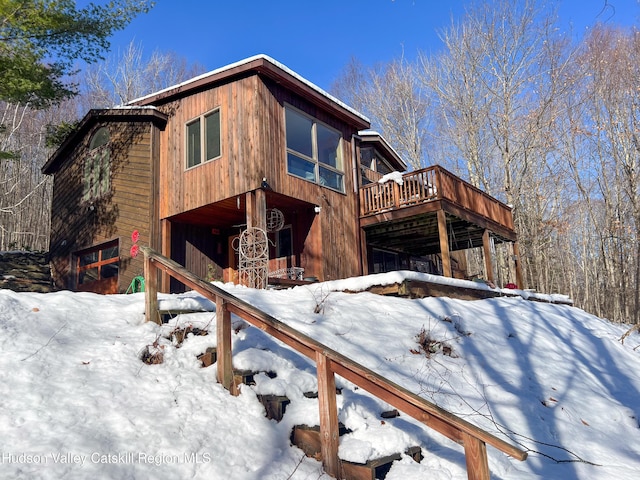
[1,274,638,479]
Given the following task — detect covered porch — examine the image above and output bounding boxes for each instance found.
[160,189,321,292]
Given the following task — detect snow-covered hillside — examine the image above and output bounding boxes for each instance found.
[1,273,639,479]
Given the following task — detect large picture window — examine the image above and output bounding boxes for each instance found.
[285,106,344,192]
[186,109,221,168]
[83,127,110,201]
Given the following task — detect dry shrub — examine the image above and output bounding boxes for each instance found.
[140,344,164,364]
[410,326,457,358]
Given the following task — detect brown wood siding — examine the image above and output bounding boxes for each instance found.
[157,75,267,219]
[260,79,360,281]
[110,123,153,291]
[49,121,157,293]
[156,73,362,281]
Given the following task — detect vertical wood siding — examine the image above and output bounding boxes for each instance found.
[156,73,362,281]
[49,120,158,292]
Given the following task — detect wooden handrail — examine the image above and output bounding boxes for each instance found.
[142,246,527,479]
[359,165,514,231]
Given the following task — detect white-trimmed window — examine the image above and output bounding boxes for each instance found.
[285,106,344,192]
[186,108,221,168]
[83,127,110,201]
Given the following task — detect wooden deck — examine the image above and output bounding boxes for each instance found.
[360,166,513,231]
[359,166,517,257]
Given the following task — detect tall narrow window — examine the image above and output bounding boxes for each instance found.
[83,127,110,201]
[285,106,344,192]
[186,108,221,168]
[275,226,293,258]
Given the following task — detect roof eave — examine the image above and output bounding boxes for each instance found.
[42,107,167,175]
[357,130,408,171]
[129,54,371,131]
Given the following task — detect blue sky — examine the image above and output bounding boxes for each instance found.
[108,0,639,91]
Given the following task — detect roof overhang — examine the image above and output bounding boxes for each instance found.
[42,107,168,175]
[128,54,371,131]
[357,130,407,172]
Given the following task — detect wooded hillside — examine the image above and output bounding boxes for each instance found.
[2,1,638,325]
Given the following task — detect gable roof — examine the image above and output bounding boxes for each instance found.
[42,107,167,175]
[127,54,371,130]
[358,130,408,171]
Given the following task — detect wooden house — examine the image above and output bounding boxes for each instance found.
[42,55,522,294]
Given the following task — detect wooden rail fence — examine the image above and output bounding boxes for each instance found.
[142,246,527,479]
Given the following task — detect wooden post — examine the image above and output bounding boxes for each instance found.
[462,432,490,480]
[482,230,495,284]
[392,181,401,207]
[216,295,235,395]
[437,209,452,278]
[160,219,171,293]
[359,228,369,276]
[316,352,341,479]
[246,189,267,230]
[255,188,266,231]
[143,251,160,324]
[513,241,525,289]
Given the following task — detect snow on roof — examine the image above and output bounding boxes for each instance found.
[127,54,370,124]
[358,129,408,170]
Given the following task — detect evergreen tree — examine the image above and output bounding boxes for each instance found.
[0,0,153,108]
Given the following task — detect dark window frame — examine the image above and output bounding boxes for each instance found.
[83,127,110,202]
[275,225,293,258]
[186,108,221,169]
[285,105,345,193]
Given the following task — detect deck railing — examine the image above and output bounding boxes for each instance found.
[360,165,514,231]
[142,246,527,480]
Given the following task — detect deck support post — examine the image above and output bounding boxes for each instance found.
[216,295,235,395]
[482,230,495,284]
[462,432,490,480]
[513,241,525,289]
[437,209,452,278]
[316,353,342,479]
[359,228,369,276]
[143,251,160,325]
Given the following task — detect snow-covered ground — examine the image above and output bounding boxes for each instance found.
[1,272,639,479]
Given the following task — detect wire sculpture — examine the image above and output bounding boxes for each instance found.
[236,227,269,289]
[266,208,285,232]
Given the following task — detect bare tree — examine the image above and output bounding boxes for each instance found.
[0,101,75,250]
[560,24,640,324]
[332,56,431,170]
[1,43,205,252]
[418,19,494,190]
[81,40,206,108]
